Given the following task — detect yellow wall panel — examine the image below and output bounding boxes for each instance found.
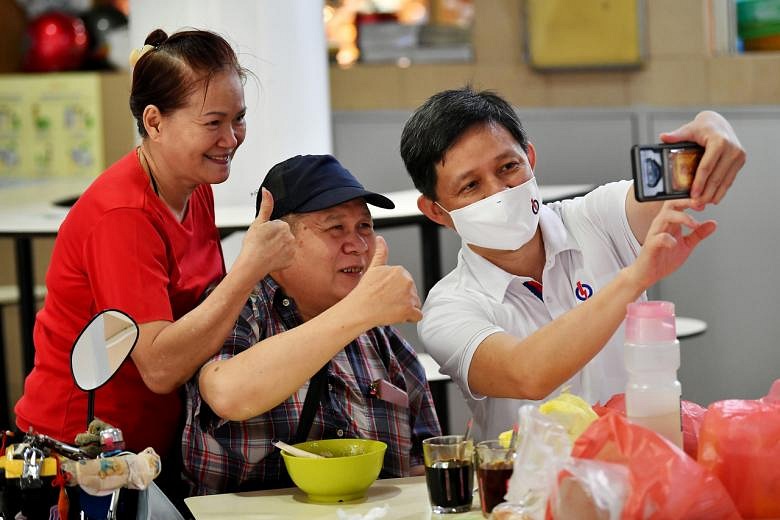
[525,0,644,69]
[0,72,134,184]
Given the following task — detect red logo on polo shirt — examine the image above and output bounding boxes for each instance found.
[575,280,593,301]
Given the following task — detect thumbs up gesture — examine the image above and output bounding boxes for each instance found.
[234,188,296,282]
[368,234,389,269]
[350,236,423,326]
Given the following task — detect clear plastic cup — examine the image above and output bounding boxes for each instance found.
[422,435,474,514]
[475,440,514,517]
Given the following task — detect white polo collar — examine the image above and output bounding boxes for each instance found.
[460,204,581,303]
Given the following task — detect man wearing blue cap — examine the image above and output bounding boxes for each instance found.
[182,154,442,495]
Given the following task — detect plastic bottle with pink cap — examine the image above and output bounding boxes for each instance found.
[624,300,683,449]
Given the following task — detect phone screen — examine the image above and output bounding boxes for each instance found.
[632,142,704,202]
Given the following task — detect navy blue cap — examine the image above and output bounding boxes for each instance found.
[258,154,394,219]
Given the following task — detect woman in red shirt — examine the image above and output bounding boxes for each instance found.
[14,28,294,498]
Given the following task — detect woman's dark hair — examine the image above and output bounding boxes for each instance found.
[129,29,247,137]
[400,86,529,201]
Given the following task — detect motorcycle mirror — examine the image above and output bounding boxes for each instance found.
[70,309,138,425]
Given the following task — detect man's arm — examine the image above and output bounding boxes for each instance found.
[199,237,423,421]
[468,199,717,400]
[626,111,745,245]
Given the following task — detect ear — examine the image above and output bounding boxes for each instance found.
[142,105,162,140]
[526,141,537,171]
[417,194,453,229]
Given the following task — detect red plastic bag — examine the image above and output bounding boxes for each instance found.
[592,393,707,459]
[572,413,741,519]
[697,380,780,519]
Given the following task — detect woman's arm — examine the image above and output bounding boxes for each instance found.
[131,189,295,394]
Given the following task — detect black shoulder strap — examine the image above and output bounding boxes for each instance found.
[293,363,329,443]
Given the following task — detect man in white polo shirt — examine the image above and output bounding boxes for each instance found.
[400,87,746,440]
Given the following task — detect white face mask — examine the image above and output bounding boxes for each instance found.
[438,177,542,250]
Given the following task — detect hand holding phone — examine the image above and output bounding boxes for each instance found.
[631,142,704,202]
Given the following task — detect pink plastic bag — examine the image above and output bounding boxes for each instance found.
[697,380,780,519]
[592,393,707,459]
[572,413,741,520]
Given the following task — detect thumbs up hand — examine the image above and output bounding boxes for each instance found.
[368,234,389,269]
[349,236,423,326]
[233,188,296,284]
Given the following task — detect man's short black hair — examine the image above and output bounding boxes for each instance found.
[399,86,529,201]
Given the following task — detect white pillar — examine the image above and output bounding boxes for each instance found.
[128,0,332,207]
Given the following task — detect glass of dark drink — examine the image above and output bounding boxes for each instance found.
[475,440,514,517]
[422,435,474,513]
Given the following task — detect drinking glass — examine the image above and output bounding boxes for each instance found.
[422,435,474,514]
[475,440,514,517]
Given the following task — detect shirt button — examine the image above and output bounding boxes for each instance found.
[336,429,344,437]
[282,298,290,306]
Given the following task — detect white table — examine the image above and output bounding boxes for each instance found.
[0,204,71,382]
[417,353,449,383]
[184,476,484,520]
[675,316,707,339]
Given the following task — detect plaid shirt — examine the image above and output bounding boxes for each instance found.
[182,276,441,496]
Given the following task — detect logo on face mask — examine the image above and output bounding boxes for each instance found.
[575,280,593,301]
[531,198,539,214]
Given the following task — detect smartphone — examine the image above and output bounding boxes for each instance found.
[631,142,704,202]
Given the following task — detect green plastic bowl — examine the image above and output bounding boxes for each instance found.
[280,438,387,503]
